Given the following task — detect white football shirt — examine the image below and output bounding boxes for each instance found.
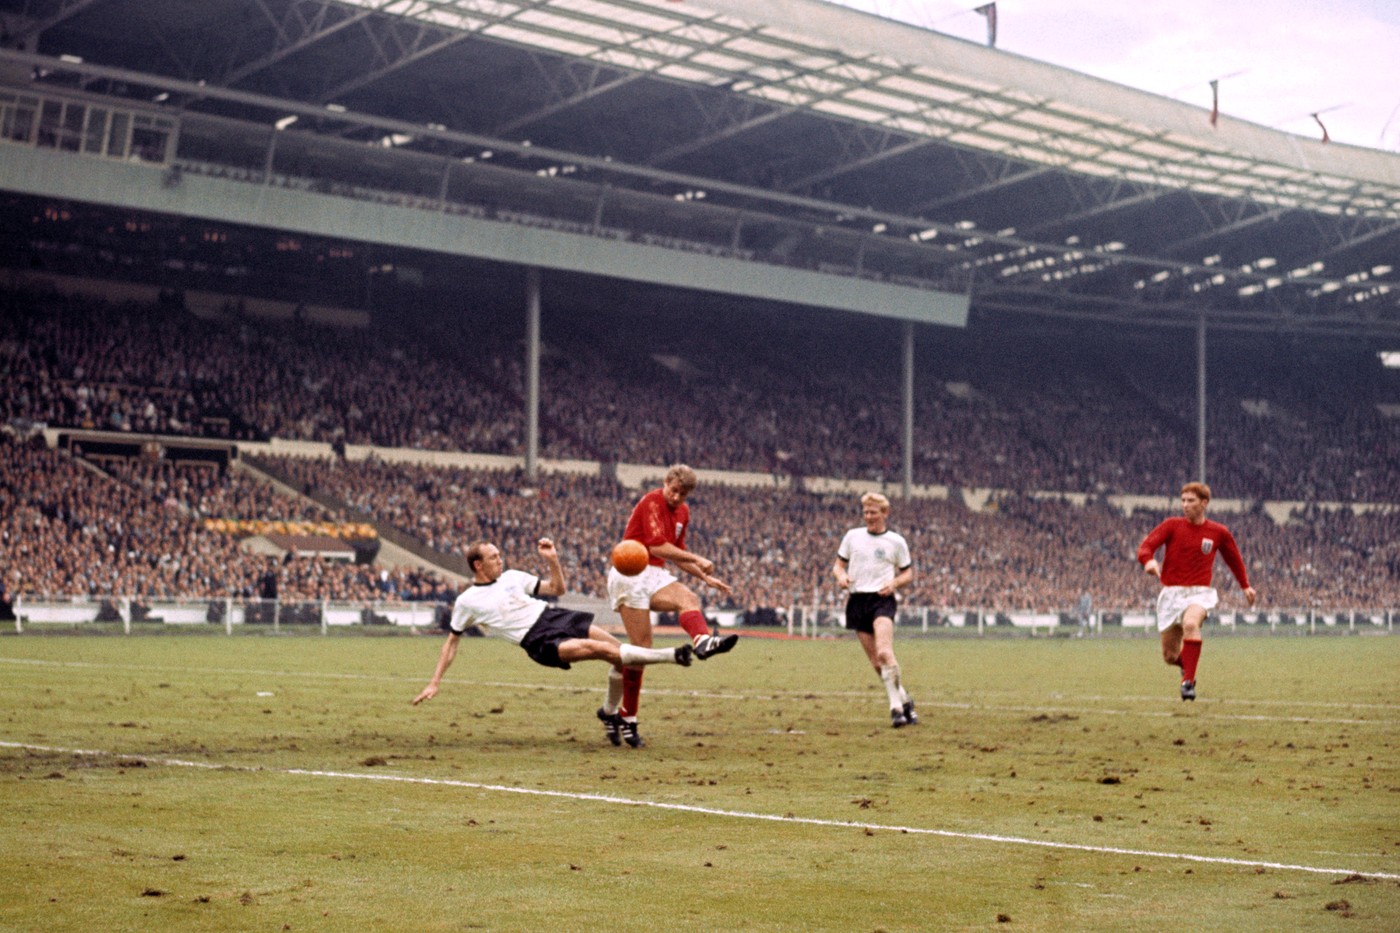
[837,528,912,593]
[449,569,545,644]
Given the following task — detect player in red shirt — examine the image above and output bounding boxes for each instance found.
[1137,481,1257,701]
[601,464,737,747]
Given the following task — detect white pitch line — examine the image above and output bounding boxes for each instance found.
[3,739,1396,883]
[1,657,1397,725]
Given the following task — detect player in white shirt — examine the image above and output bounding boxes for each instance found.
[833,492,918,728]
[412,537,691,743]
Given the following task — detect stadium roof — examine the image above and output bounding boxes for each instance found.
[1,0,1397,335]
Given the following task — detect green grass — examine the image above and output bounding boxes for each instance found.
[2,631,1397,931]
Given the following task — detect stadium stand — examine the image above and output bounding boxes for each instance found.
[0,432,453,603]
[5,283,1398,499]
[249,453,1398,613]
[2,281,1398,615]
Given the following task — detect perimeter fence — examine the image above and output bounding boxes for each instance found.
[7,596,1394,639]
[777,606,1396,638]
[8,596,445,635]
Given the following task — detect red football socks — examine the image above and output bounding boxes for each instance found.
[1180,639,1202,682]
[678,609,710,641]
[620,666,644,718]
[619,611,710,717]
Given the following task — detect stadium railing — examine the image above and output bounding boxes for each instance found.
[10,596,443,635]
[8,598,1394,637]
[778,606,1396,638]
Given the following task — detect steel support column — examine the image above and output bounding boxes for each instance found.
[1196,310,1207,483]
[525,267,541,481]
[902,320,915,499]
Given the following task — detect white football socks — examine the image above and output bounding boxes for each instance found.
[879,663,906,710]
[619,644,681,666]
[603,667,624,715]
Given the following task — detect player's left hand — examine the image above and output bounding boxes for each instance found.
[1243,586,1257,607]
[703,574,733,597]
[537,537,557,556]
[411,684,438,705]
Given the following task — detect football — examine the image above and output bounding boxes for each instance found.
[611,539,649,576]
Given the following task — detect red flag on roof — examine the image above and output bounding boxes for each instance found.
[974,3,997,48]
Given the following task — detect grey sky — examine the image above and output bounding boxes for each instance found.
[825,0,1400,150]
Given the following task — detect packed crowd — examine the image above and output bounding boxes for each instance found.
[3,279,1398,612]
[100,455,340,527]
[4,285,1398,501]
[256,455,1400,612]
[0,435,453,603]
[0,288,527,453]
[5,432,1397,610]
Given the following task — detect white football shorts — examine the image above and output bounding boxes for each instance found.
[607,563,678,611]
[1155,585,1218,632]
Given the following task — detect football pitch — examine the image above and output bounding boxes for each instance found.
[1,631,1397,931]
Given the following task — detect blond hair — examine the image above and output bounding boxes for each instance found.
[860,492,890,512]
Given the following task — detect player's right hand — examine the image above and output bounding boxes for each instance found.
[411,685,438,705]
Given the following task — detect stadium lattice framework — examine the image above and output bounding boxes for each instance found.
[0,0,1396,333]
[1,0,1397,493]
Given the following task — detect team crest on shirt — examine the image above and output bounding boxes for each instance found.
[1201,539,1214,555]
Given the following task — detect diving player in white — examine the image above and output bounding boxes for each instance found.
[412,538,691,743]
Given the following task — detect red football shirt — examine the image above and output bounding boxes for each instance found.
[623,488,688,568]
[1137,516,1250,589]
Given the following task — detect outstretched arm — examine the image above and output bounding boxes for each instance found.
[648,540,712,574]
[670,552,733,596]
[535,537,566,597]
[648,541,731,595]
[633,495,731,595]
[412,632,461,705]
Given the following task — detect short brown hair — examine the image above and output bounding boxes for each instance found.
[665,464,698,491]
[1180,481,1211,502]
[465,541,493,572]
